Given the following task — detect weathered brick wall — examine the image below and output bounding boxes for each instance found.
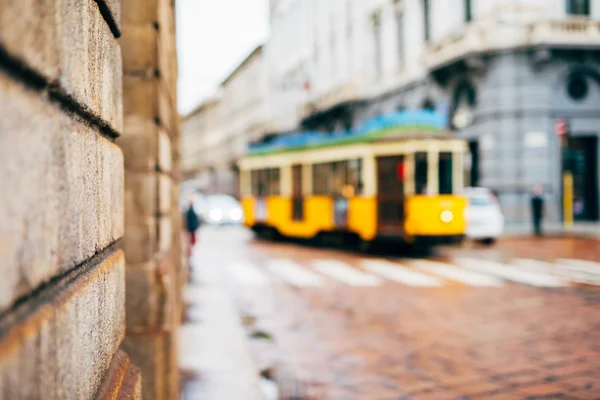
[0,0,141,399]
[118,0,183,399]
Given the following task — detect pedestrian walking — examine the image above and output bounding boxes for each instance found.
[531,184,544,236]
[185,196,200,268]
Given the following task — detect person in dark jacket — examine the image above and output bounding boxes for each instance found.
[185,197,200,264]
[531,184,544,236]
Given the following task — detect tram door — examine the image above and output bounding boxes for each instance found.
[376,156,405,234]
[566,136,599,221]
[292,164,304,221]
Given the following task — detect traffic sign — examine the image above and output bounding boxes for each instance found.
[555,118,568,137]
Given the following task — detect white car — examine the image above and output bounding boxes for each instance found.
[463,187,504,245]
[198,194,244,226]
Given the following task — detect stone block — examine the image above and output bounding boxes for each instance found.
[0,249,125,400]
[123,75,158,120]
[158,174,172,214]
[121,330,177,400]
[125,172,157,220]
[93,350,142,400]
[122,0,157,25]
[125,262,172,329]
[158,129,172,172]
[0,72,124,313]
[158,76,177,136]
[0,0,59,82]
[118,116,159,171]
[157,0,177,92]
[121,24,157,74]
[96,0,122,36]
[123,218,156,264]
[55,0,123,134]
[158,216,173,256]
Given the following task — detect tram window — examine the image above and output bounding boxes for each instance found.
[332,161,347,196]
[313,163,332,195]
[313,159,362,196]
[415,152,428,195]
[251,168,279,196]
[438,152,453,195]
[269,168,280,195]
[348,159,363,195]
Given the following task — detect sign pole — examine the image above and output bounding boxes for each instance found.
[557,119,573,231]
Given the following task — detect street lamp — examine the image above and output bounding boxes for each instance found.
[452,106,473,129]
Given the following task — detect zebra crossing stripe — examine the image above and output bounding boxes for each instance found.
[361,259,444,287]
[456,258,566,287]
[312,260,381,286]
[556,259,600,276]
[407,259,503,286]
[515,259,600,285]
[225,260,270,286]
[267,259,324,287]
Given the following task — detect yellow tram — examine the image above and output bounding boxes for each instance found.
[238,111,468,250]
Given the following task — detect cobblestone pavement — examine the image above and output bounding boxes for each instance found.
[193,226,600,400]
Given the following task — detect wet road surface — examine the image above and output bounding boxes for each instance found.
[187,226,600,400]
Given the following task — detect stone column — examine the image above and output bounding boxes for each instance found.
[0,0,140,398]
[118,0,183,399]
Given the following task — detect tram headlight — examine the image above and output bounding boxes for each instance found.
[440,210,454,223]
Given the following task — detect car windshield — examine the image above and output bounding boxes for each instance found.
[206,195,239,208]
[468,195,490,206]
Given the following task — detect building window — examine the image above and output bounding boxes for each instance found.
[422,98,435,111]
[567,73,589,101]
[464,0,472,21]
[438,152,453,195]
[395,8,405,67]
[372,11,383,78]
[567,0,590,15]
[423,0,431,43]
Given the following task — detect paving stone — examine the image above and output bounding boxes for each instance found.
[198,230,600,399]
[0,71,124,312]
[0,249,125,400]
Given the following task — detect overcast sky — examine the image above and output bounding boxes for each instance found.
[175,0,270,115]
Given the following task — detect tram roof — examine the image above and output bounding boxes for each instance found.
[245,110,457,157]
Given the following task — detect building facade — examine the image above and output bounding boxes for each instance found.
[182,45,270,196]
[267,0,600,224]
[0,0,183,399]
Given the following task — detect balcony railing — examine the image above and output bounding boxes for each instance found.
[424,17,600,71]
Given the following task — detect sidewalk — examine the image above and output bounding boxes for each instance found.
[179,250,265,400]
[503,221,600,238]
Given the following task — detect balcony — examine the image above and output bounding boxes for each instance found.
[424,17,600,72]
[300,83,360,120]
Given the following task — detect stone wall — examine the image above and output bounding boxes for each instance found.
[0,0,140,398]
[118,0,183,399]
[0,0,182,398]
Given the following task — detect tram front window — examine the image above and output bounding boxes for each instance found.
[415,152,428,194]
[438,152,453,195]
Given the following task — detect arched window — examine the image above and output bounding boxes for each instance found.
[567,0,590,15]
[422,99,435,111]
